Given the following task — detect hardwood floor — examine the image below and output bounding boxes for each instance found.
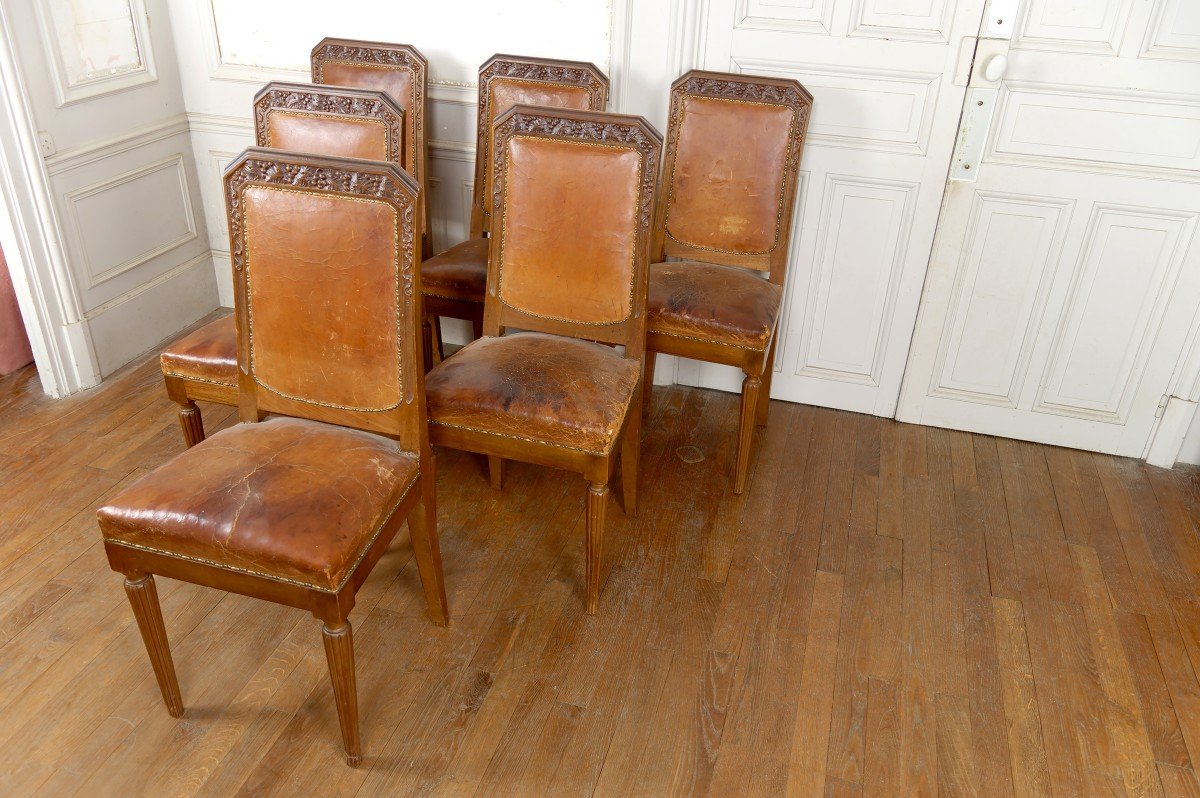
[1,348,1199,796]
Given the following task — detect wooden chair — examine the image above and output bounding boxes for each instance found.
[159,82,405,447]
[424,105,661,614]
[311,38,430,256]
[98,148,446,766]
[420,55,608,363]
[643,70,813,494]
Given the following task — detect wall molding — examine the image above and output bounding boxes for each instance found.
[82,249,212,320]
[731,57,943,156]
[34,0,158,107]
[45,114,190,175]
[64,155,199,288]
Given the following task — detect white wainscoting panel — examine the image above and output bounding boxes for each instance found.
[849,0,954,42]
[1143,0,1200,61]
[929,192,1072,406]
[732,58,942,155]
[65,155,197,287]
[1013,0,1135,54]
[735,0,835,35]
[798,174,918,386]
[1035,203,1198,423]
[991,84,1200,175]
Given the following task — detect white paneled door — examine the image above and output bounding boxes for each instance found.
[897,0,1200,457]
[680,0,989,415]
[4,0,213,378]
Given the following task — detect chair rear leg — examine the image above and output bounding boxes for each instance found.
[642,350,656,416]
[164,376,205,447]
[488,456,503,490]
[757,338,777,427]
[124,574,183,717]
[322,620,361,766]
[407,477,449,626]
[734,373,761,495]
[620,402,641,516]
[585,482,609,614]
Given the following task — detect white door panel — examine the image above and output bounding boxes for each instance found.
[898,0,1200,457]
[678,0,988,416]
[5,0,214,377]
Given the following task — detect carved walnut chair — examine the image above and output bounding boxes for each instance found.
[424,105,661,614]
[420,55,608,363]
[643,70,813,494]
[158,82,405,447]
[311,38,430,256]
[98,148,447,766]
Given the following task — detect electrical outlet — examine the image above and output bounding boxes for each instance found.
[37,131,56,157]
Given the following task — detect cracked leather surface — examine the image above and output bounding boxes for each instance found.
[499,138,640,325]
[647,260,782,351]
[267,112,388,161]
[425,332,640,455]
[665,96,793,257]
[245,186,402,411]
[160,316,237,386]
[97,416,419,590]
[421,238,488,300]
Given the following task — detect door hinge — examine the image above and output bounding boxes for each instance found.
[1155,395,1170,418]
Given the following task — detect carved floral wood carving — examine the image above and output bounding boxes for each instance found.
[252,85,405,166]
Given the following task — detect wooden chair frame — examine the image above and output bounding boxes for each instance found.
[161,83,407,448]
[423,55,609,361]
[428,105,662,613]
[644,70,813,493]
[108,149,446,766]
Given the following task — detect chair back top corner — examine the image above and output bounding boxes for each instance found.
[655,69,813,280]
[310,38,428,182]
[472,55,610,234]
[223,147,426,450]
[253,80,405,166]
[484,105,662,356]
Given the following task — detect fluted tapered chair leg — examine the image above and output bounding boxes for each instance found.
[322,621,361,766]
[585,482,609,614]
[124,575,183,717]
[734,373,761,495]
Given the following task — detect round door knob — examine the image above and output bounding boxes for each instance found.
[984,54,1008,82]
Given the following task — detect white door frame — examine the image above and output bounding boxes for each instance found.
[0,2,99,398]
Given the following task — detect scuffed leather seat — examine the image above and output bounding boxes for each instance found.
[648,260,783,352]
[420,238,489,300]
[425,333,641,456]
[159,315,237,387]
[98,417,419,591]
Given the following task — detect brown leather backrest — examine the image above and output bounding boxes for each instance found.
[310,39,427,181]
[224,148,426,451]
[253,82,404,165]
[654,70,812,280]
[484,107,661,357]
[471,55,608,237]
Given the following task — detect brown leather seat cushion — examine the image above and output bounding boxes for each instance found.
[647,261,783,351]
[421,238,488,301]
[97,417,419,591]
[160,316,237,386]
[425,333,640,455]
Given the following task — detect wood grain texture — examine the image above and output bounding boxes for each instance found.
[1,353,1199,796]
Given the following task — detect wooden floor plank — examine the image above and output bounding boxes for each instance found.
[1,354,1198,796]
